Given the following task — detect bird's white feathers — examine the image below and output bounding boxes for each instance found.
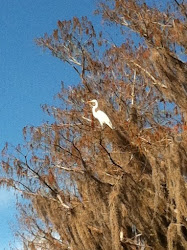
[88,99,114,129]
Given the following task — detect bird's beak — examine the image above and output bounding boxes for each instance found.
[87,101,92,104]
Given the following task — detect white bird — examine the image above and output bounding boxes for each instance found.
[87,99,114,129]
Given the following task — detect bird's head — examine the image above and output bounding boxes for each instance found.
[87,99,98,106]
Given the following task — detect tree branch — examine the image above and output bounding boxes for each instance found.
[131,61,167,89]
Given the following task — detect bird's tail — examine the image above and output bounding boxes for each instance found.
[109,121,115,130]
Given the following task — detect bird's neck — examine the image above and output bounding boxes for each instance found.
[92,102,98,116]
[92,106,97,116]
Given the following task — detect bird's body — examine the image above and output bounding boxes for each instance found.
[88,99,114,129]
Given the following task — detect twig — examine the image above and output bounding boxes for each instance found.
[174,0,187,18]
[82,116,92,122]
[132,61,167,88]
[56,194,71,209]
[55,164,84,174]
[53,144,81,160]
[131,70,136,106]
[99,139,123,170]
[152,21,172,27]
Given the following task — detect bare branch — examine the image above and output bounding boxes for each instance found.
[132,61,167,88]
[82,116,92,122]
[131,70,136,106]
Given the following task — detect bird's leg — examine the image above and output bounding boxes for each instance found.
[99,130,103,142]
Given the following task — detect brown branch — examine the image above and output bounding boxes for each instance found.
[99,139,123,170]
[53,144,81,160]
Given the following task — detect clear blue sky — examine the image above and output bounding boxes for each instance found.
[0,0,97,248]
